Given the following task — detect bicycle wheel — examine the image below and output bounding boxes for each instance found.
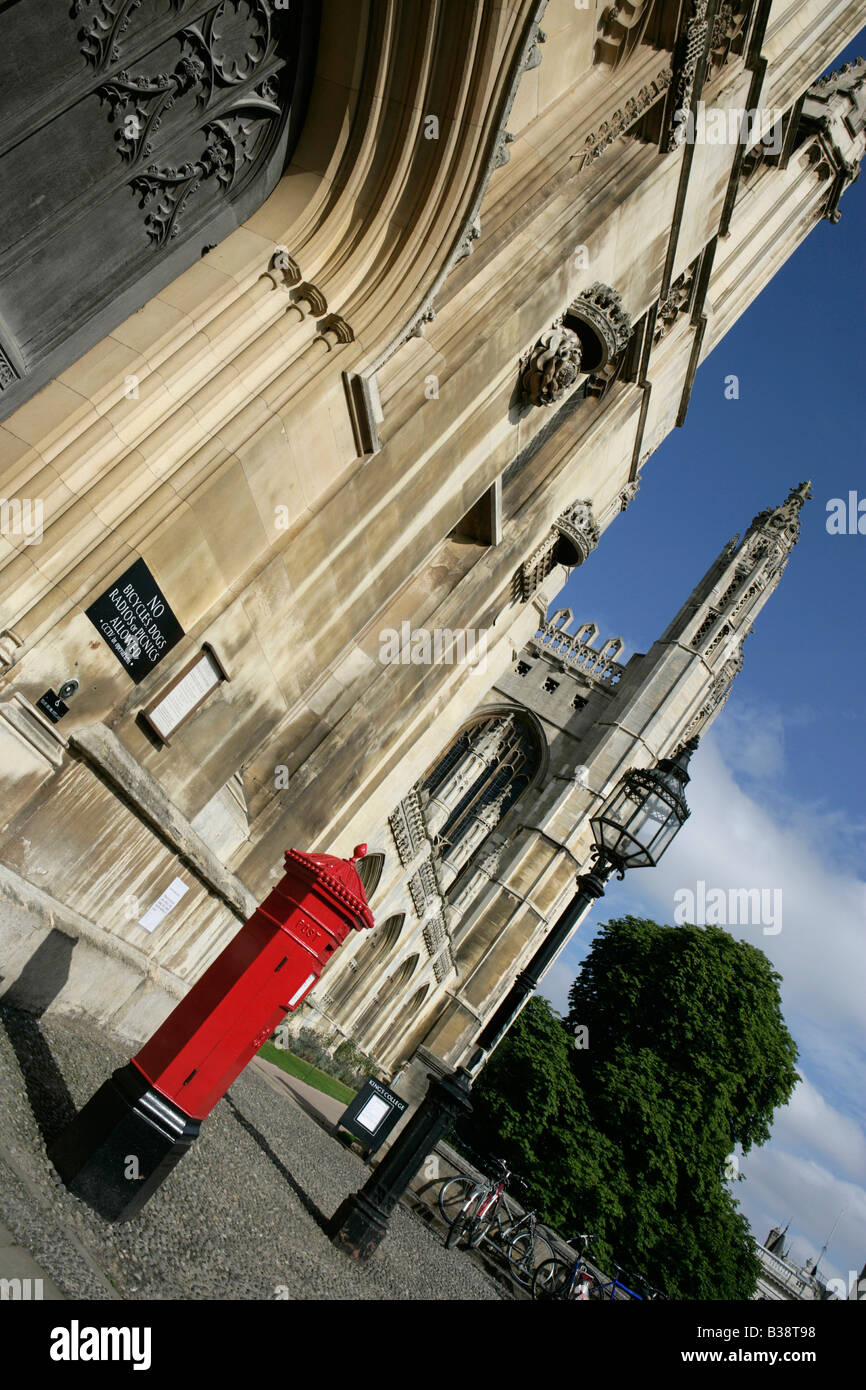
[445,1192,483,1249]
[446,1209,470,1249]
[438,1176,476,1224]
[508,1229,556,1287]
[468,1208,494,1248]
[532,1258,572,1300]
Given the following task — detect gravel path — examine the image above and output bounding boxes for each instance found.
[0,1005,509,1301]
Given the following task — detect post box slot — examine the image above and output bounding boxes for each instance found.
[274,956,289,972]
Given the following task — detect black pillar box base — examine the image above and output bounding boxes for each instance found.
[328,1191,389,1263]
[48,1062,200,1223]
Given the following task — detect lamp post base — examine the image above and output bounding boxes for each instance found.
[328,1191,390,1262]
[48,1062,200,1223]
[329,1067,472,1262]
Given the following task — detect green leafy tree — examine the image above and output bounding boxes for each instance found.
[458,917,799,1299]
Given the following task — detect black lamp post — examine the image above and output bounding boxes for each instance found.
[328,738,698,1261]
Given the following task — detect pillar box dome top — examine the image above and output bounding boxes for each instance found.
[284,843,375,930]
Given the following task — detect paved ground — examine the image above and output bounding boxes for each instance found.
[0,1004,510,1301]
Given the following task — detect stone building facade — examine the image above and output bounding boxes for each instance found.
[303,482,811,1095]
[0,4,864,1078]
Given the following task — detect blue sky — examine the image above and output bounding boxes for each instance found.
[540,37,866,1295]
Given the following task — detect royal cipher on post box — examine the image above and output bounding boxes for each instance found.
[49,846,374,1221]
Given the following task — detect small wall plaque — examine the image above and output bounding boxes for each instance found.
[36,689,69,724]
[140,645,228,744]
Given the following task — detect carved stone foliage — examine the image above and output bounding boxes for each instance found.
[0,0,316,420]
[654,259,698,341]
[520,325,583,407]
[94,2,284,246]
[666,0,710,152]
[595,1,659,69]
[572,67,671,171]
[73,0,189,70]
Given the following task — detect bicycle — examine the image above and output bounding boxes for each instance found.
[588,1260,644,1301]
[532,1233,600,1300]
[439,1163,555,1280]
[502,1209,556,1287]
[444,1157,513,1250]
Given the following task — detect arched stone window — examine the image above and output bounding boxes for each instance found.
[353,952,420,1049]
[419,710,545,891]
[356,852,385,899]
[326,912,405,1015]
[380,984,432,1071]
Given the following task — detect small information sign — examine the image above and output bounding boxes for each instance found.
[36,689,69,724]
[336,1077,409,1153]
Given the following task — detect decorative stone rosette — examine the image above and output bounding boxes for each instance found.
[520,324,583,406]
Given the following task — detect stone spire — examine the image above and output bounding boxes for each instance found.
[659,482,810,685]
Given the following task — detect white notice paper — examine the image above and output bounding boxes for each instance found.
[355,1095,390,1133]
[138,877,189,933]
[147,650,222,740]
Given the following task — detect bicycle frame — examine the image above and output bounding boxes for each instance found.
[593,1276,643,1301]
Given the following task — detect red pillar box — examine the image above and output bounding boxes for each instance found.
[49,846,374,1221]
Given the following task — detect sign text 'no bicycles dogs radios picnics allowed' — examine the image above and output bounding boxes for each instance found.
[337,1078,408,1153]
[85,558,184,684]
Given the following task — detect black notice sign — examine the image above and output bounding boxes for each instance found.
[85,558,184,685]
[36,689,69,724]
[336,1078,409,1153]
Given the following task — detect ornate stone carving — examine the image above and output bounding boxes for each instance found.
[131,94,279,245]
[654,259,698,340]
[523,25,547,71]
[595,1,659,69]
[520,325,583,407]
[423,912,448,957]
[530,617,626,689]
[100,56,207,163]
[73,0,186,69]
[555,500,600,564]
[0,349,19,391]
[619,478,640,511]
[565,283,633,368]
[389,789,429,868]
[408,859,439,918]
[519,501,599,598]
[666,1,710,152]
[519,533,560,600]
[432,949,454,984]
[572,67,671,171]
[707,2,750,78]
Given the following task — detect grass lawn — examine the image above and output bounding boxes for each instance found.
[257,1041,356,1106]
